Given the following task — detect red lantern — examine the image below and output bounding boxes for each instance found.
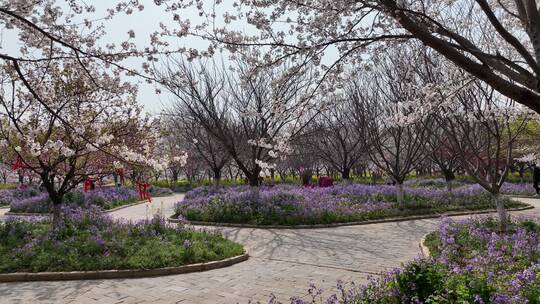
[84,176,93,193]
[11,156,26,172]
[137,182,151,203]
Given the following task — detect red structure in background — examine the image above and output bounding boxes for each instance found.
[83,176,93,192]
[318,176,334,188]
[137,182,152,203]
[11,156,26,172]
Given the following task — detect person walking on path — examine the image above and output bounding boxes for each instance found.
[533,164,540,196]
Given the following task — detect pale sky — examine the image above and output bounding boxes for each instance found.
[1,1,338,115]
[0,1,218,114]
[88,1,212,115]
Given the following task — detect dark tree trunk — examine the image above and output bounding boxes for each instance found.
[213,168,221,186]
[518,165,525,183]
[40,174,64,229]
[270,168,275,185]
[342,167,351,180]
[396,182,405,205]
[442,169,456,191]
[247,174,260,186]
[51,195,63,229]
[113,173,119,188]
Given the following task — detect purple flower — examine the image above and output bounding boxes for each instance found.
[183,239,192,249]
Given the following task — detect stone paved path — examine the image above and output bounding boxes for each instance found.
[1,195,540,304]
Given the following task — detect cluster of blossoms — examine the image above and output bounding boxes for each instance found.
[515,153,540,166]
[250,135,294,177]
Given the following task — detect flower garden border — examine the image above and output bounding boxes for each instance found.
[168,205,534,229]
[3,198,163,217]
[0,252,249,282]
[419,234,431,258]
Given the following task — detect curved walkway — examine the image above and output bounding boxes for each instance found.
[1,195,540,304]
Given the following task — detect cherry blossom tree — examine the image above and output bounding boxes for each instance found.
[0,58,160,225]
[435,81,532,231]
[157,57,318,186]
[305,94,366,180]
[350,51,433,205]
[154,0,540,115]
[163,107,228,186]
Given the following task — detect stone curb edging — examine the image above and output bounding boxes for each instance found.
[167,205,534,229]
[0,252,249,282]
[504,194,538,199]
[103,200,149,213]
[419,234,431,258]
[4,211,50,217]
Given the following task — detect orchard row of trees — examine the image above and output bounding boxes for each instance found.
[157,43,538,230]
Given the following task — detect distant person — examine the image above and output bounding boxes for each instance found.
[533,164,540,196]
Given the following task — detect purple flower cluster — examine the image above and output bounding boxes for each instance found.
[433,216,540,302]
[0,185,43,207]
[0,206,244,273]
[81,187,139,209]
[277,216,540,303]
[175,183,510,225]
[9,187,139,213]
[500,182,537,196]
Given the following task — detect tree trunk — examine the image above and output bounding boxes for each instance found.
[445,180,453,192]
[494,193,508,232]
[49,194,64,230]
[396,182,405,205]
[442,169,455,192]
[172,170,179,183]
[247,174,259,187]
[270,168,275,185]
[213,169,221,186]
[250,185,260,201]
[518,166,525,183]
[113,173,119,188]
[342,167,351,180]
[301,169,312,186]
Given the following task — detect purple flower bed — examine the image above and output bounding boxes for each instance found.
[500,182,537,196]
[174,184,527,226]
[275,216,540,303]
[9,187,140,214]
[0,207,244,273]
[403,178,469,189]
[0,186,44,208]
